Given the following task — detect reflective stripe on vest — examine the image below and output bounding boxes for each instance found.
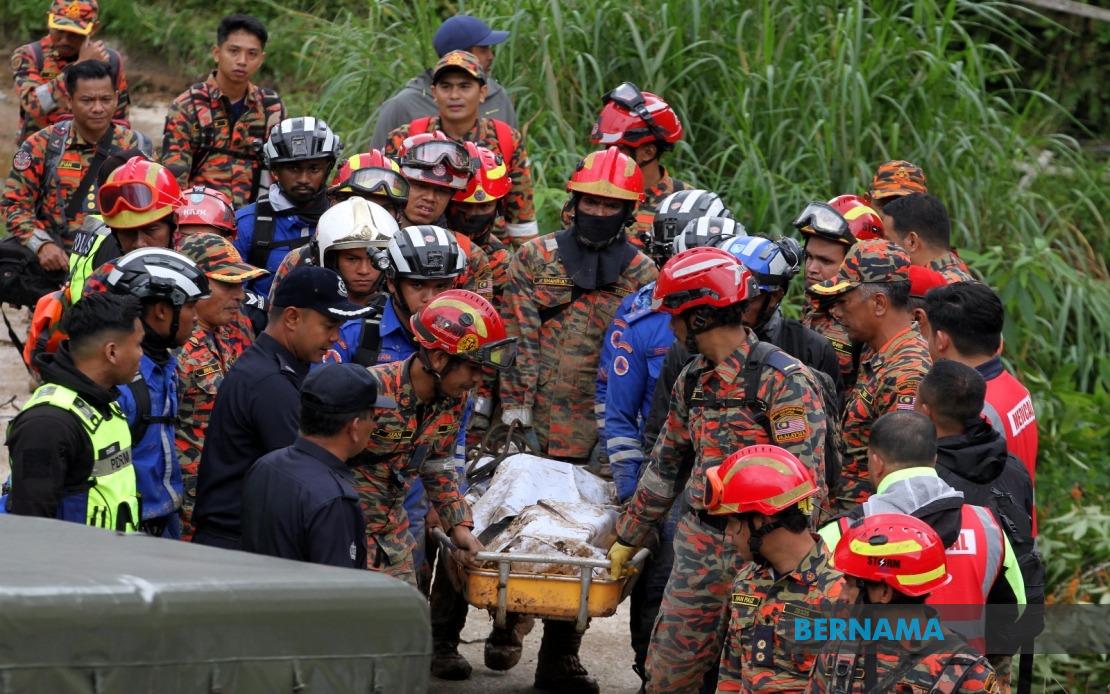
[19,383,139,531]
[66,230,108,302]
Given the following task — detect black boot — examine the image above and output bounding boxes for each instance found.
[430,640,472,681]
[533,619,599,693]
[429,549,471,680]
[484,613,535,671]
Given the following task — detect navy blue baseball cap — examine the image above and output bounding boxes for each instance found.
[302,363,390,414]
[272,265,372,319]
[433,15,509,58]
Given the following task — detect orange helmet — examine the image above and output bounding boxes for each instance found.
[704,445,817,517]
[411,289,518,370]
[175,186,236,237]
[454,143,511,203]
[834,513,951,597]
[828,194,885,241]
[398,132,475,191]
[566,147,644,202]
[591,82,683,149]
[98,157,183,230]
[330,150,409,202]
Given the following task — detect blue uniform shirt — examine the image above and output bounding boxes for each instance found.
[233,187,318,298]
[241,437,366,569]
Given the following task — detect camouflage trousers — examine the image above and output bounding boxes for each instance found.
[646,511,747,693]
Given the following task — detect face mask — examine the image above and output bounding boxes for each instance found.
[574,210,627,249]
[449,209,497,239]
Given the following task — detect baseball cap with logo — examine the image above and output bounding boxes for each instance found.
[272,265,372,319]
[48,0,99,35]
[301,363,392,414]
[433,15,509,58]
[176,232,267,284]
[432,50,486,85]
[868,160,927,200]
[809,239,911,297]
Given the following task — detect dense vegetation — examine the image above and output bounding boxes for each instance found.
[5,0,1109,687]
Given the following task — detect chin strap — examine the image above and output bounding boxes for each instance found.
[746,515,783,568]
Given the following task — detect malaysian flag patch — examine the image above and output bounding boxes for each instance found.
[770,406,808,444]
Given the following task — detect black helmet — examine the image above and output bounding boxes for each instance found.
[386,226,467,281]
[263,116,343,168]
[650,189,733,263]
[105,248,210,305]
[672,216,747,254]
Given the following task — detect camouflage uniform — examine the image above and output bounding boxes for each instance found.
[3,122,149,254]
[175,312,255,540]
[452,231,494,302]
[801,298,857,396]
[267,244,310,304]
[806,627,1000,693]
[384,117,537,246]
[11,35,130,145]
[500,233,657,459]
[930,250,975,283]
[160,72,285,208]
[560,168,687,247]
[615,330,828,693]
[354,356,473,588]
[717,542,846,693]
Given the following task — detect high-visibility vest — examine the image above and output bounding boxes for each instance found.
[9,383,140,531]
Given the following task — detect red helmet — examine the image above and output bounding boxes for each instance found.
[411,289,518,370]
[828,194,885,241]
[98,157,183,230]
[591,82,683,149]
[454,143,511,203]
[399,132,475,191]
[704,445,818,517]
[652,247,757,315]
[567,147,644,203]
[330,150,409,202]
[834,513,951,597]
[175,186,236,237]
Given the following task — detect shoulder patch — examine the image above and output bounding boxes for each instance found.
[543,237,558,251]
[12,150,31,171]
[762,347,803,376]
[895,393,916,410]
[769,405,809,444]
[612,355,630,377]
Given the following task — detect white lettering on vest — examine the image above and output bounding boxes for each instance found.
[947,528,977,555]
[1007,395,1035,435]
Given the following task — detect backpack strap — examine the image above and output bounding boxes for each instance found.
[128,374,176,445]
[35,122,73,237]
[491,119,516,165]
[352,295,388,366]
[742,341,800,436]
[247,197,313,269]
[408,116,432,136]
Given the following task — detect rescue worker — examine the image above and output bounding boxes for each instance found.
[809,239,931,511]
[828,193,885,240]
[81,248,209,538]
[192,266,370,550]
[565,82,687,245]
[4,60,150,272]
[371,14,517,148]
[882,192,975,282]
[817,411,1025,660]
[241,363,383,569]
[233,116,342,299]
[11,0,130,145]
[4,292,142,529]
[921,282,1038,486]
[174,233,265,540]
[866,159,928,212]
[355,289,502,585]
[707,445,846,693]
[643,189,733,264]
[175,186,237,239]
[609,247,827,693]
[160,14,285,207]
[793,200,858,393]
[384,50,538,247]
[327,150,409,217]
[807,513,1001,694]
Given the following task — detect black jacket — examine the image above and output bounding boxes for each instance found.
[6,345,123,517]
[935,421,1035,523]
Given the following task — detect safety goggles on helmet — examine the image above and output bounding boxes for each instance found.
[346,167,410,201]
[98,181,158,217]
[602,82,669,143]
[401,140,477,175]
[702,461,816,517]
[792,201,853,243]
[459,336,519,371]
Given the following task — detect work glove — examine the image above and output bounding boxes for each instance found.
[607,540,638,580]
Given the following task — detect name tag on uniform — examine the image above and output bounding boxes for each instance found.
[783,603,820,620]
[373,428,414,441]
[536,276,573,287]
[732,592,761,607]
[195,363,220,379]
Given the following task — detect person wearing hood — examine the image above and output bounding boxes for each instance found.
[370,15,517,150]
[4,292,143,529]
[818,410,1026,658]
[499,146,657,693]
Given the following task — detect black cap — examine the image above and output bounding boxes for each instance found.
[301,363,387,414]
[272,266,372,319]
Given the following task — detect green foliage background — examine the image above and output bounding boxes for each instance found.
[4,1,1109,685]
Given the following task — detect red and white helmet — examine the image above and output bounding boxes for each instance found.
[591,82,683,149]
[652,247,758,315]
[411,289,518,370]
[175,186,236,237]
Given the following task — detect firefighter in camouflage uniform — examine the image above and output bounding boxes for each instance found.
[806,513,1000,694]
[810,239,932,512]
[609,247,828,694]
[174,232,265,540]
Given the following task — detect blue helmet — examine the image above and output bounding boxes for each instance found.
[715,235,801,292]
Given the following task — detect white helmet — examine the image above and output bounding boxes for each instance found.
[315,198,401,266]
